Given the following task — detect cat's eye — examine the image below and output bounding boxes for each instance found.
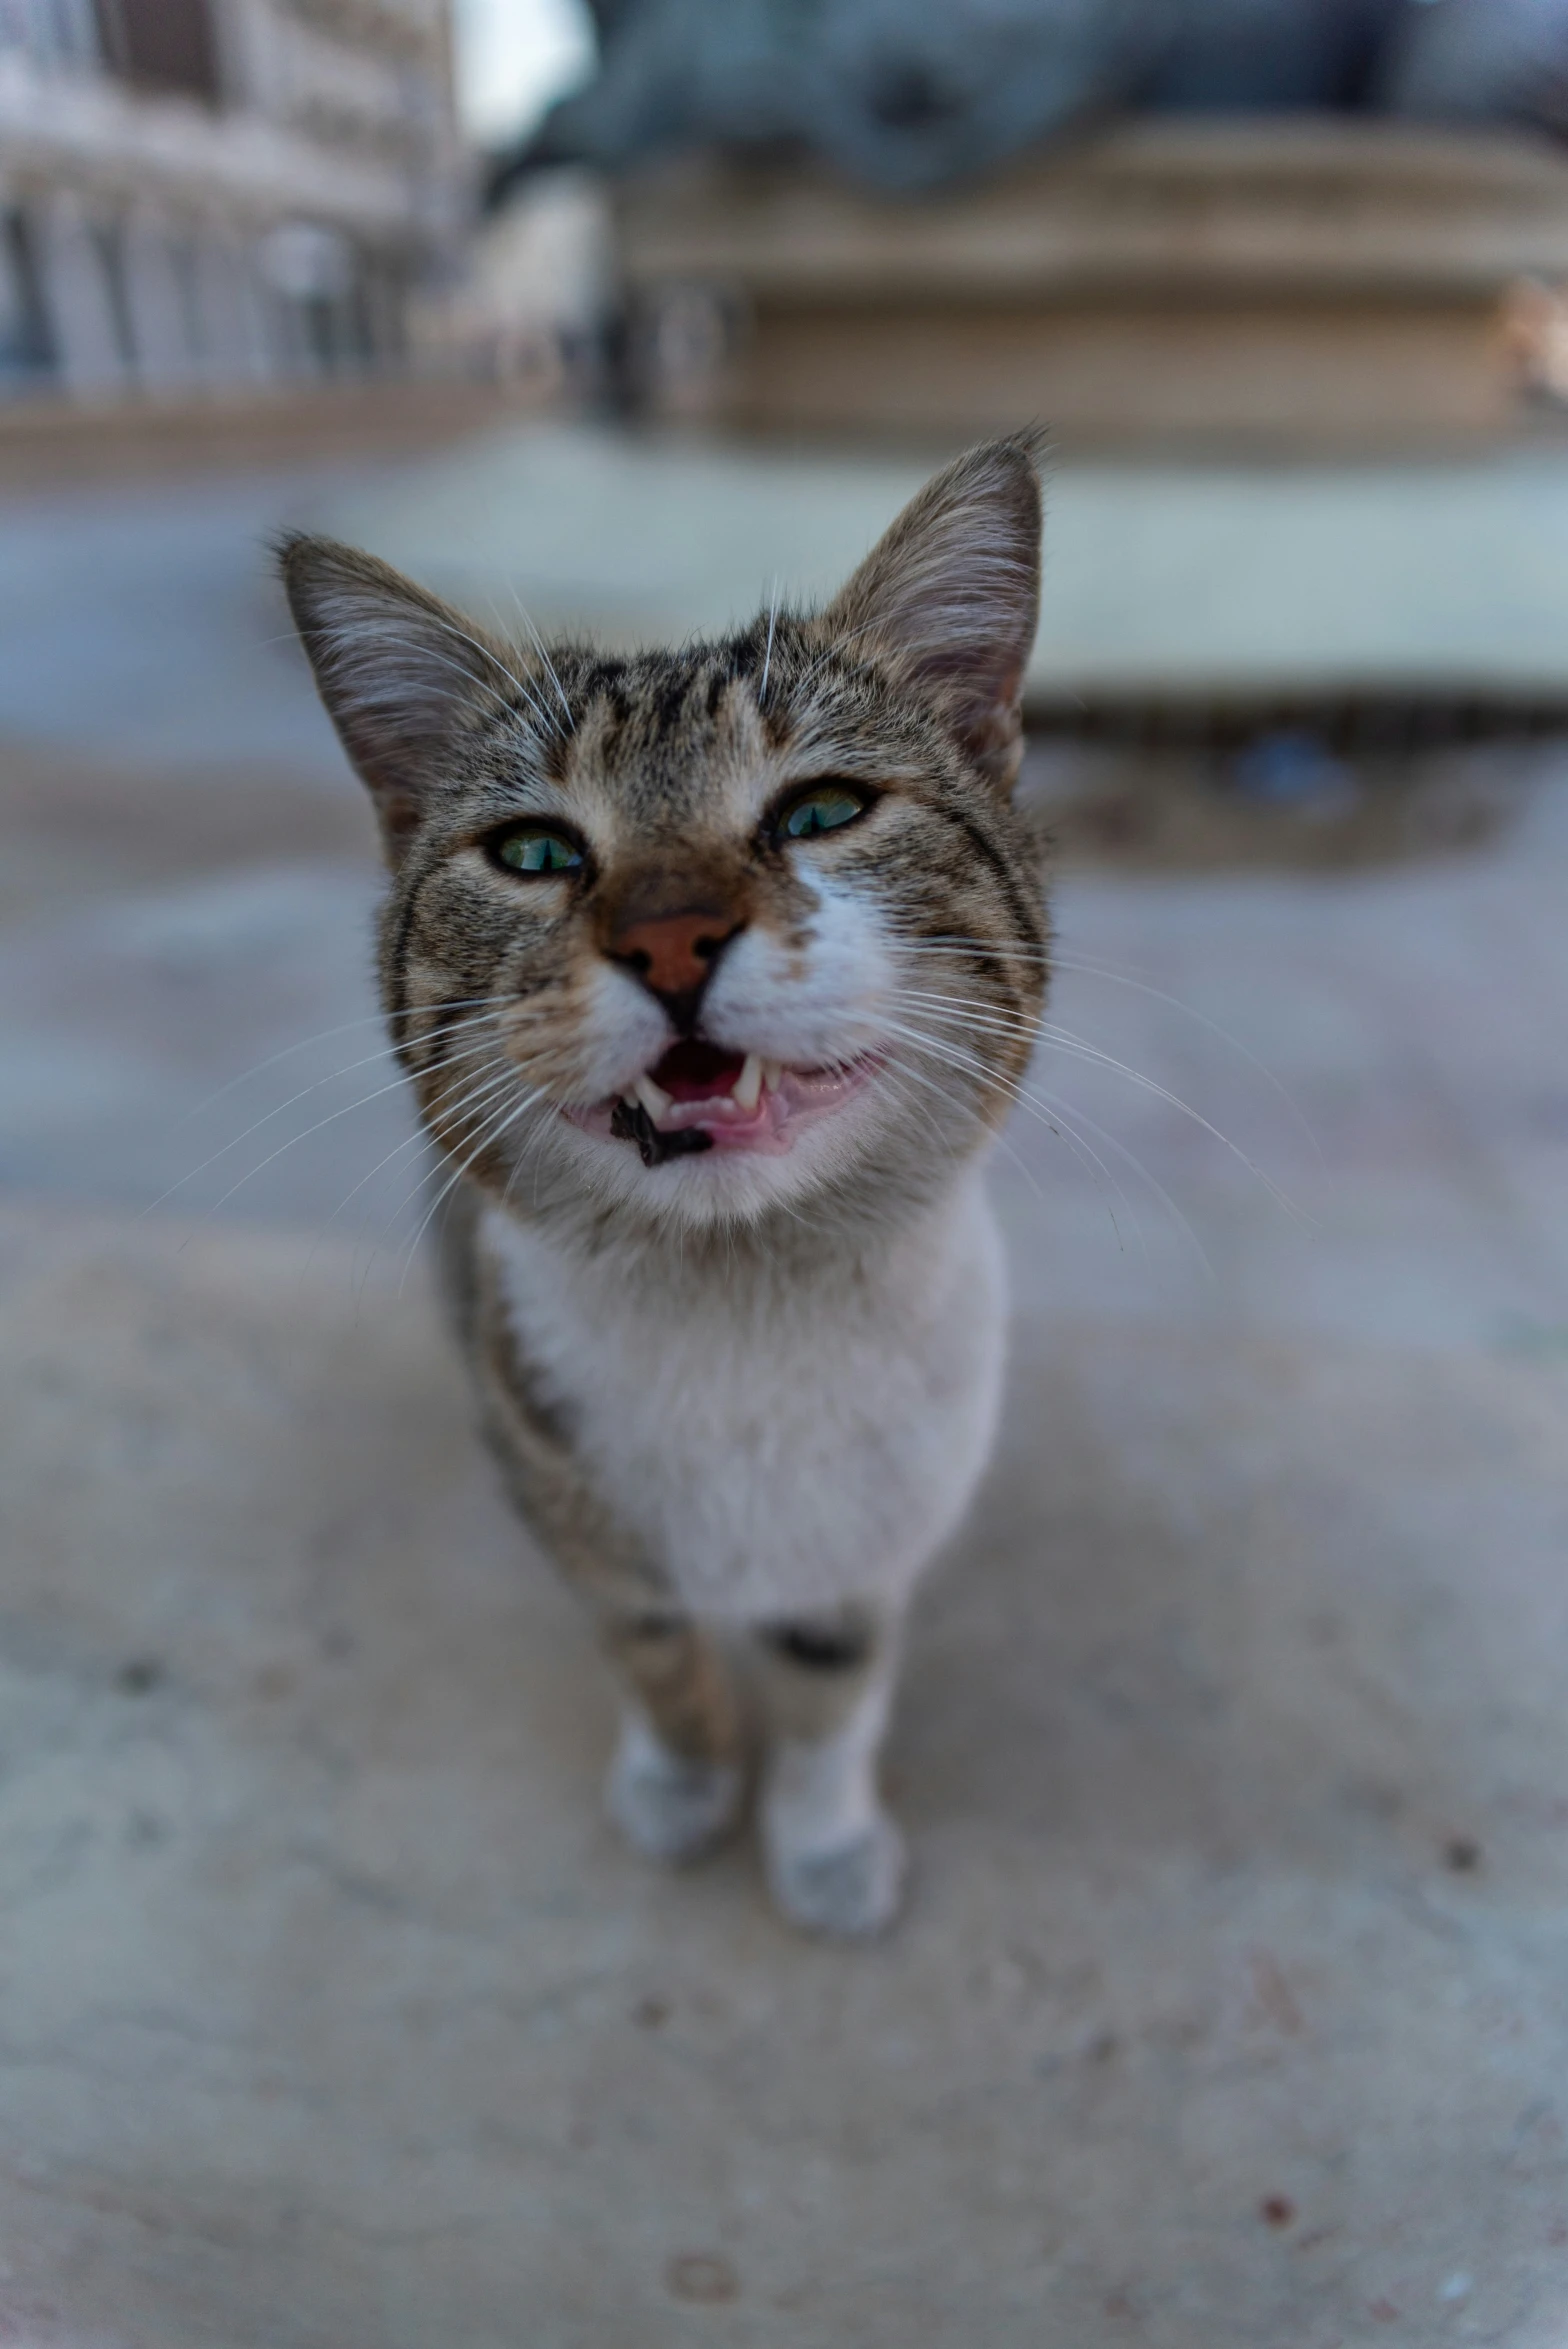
[779,785,869,841]
[493,825,584,876]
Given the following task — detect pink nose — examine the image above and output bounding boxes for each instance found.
[608,909,743,1003]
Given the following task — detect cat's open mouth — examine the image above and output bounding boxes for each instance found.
[570,1040,876,1166]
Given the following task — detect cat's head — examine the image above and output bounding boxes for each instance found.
[280,434,1050,1234]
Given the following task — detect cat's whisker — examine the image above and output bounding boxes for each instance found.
[500,586,576,731]
[881,1008,1215,1270]
[351,1059,530,1259]
[174,996,519,1128]
[472,590,564,740]
[888,985,1308,1226]
[397,1083,548,1290]
[787,611,898,700]
[878,1018,1141,1247]
[182,1040,510,1226]
[896,932,1324,1172]
[348,627,544,733]
[884,1020,1202,1267]
[759,576,782,706]
[875,1052,1057,1225]
[422,608,561,739]
[146,1021,506,1214]
[305,1061,524,1284]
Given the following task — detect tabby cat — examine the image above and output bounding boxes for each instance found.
[280,432,1049,1936]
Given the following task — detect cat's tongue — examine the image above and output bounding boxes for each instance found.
[652,1040,746,1103]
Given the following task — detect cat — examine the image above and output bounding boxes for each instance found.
[279,431,1049,1937]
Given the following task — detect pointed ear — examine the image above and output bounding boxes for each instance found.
[822,432,1044,791]
[278,533,516,859]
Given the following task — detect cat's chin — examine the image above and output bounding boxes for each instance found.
[563,1049,881,1164]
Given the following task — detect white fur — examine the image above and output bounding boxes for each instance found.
[702,874,897,1068]
[483,1164,1007,1621]
[762,1641,906,1935]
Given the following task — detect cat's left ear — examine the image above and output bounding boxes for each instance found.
[822,431,1044,792]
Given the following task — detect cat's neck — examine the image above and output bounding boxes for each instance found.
[486,1154,989,1304]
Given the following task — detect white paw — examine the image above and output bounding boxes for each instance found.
[765,1810,908,1939]
[605,1717,744,1865]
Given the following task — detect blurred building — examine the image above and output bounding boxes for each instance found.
[0,0,466,401]
[616,122,1568,453]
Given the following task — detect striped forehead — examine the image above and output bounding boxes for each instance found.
[556,652,785,843]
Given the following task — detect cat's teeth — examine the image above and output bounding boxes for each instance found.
[732,1053,763,1111]
[762,1060,784,1094]
[633,1073,672,1123]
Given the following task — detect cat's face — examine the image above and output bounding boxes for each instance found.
[282,436,1050,1233]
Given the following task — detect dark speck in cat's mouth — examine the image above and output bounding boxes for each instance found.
[573,1038,880,1164]
[610,1097,714,1168]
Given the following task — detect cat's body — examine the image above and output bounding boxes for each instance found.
[475,1169,1006,1623]
[282,434,1049,1935]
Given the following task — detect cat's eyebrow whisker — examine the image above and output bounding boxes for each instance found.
[759,576,781,706]
[788,612,895,700]
[500,586,575,731]
[422,608,560,738]
[352,628,542,733]
[472,590,562,740]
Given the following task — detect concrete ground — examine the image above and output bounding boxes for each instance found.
[2,443,1568,2347]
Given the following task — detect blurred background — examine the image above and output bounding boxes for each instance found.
[7,4,1568,2342]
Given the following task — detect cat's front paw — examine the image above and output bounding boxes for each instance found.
[605,1715,745,1865]
[765,1810,908,1939]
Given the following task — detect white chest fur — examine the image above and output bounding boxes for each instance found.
[482,1178,1007,1620]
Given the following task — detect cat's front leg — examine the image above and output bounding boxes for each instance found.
[600,1610,746,1864]
[752,1602,907,1939]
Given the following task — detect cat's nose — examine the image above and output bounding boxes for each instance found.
[607,908,746,1026]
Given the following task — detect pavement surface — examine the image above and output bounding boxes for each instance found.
[2,439,1568,2347]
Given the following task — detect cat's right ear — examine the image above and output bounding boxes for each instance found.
[277,534,508,860]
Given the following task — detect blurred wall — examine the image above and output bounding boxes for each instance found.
[0,0,467,400]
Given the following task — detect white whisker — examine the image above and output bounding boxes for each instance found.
[759,576,781,706]
[174,996,518,1129]
[881,1005,1216,1270]
[502,585,575,730]
[879,1017,1139,1248]
[898,930,1322,1173]
[397,1083,547,1289]
[889,983,1307,1226]
[423,609,559,737]
[146,1021,504,1214]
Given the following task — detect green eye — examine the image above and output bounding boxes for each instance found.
[782,787,867,840]
[495,826,583,876]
